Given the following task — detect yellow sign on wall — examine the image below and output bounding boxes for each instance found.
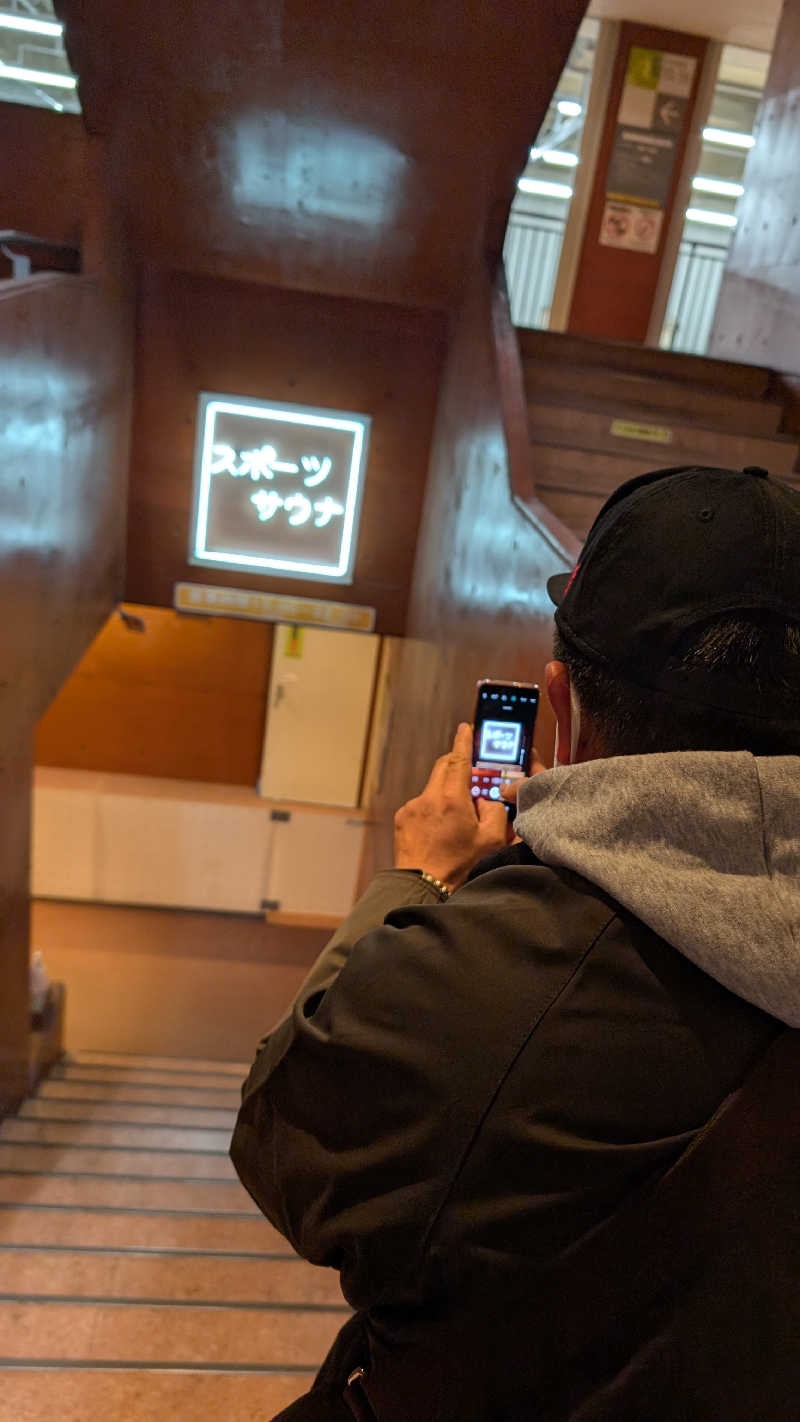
[285,625,304,658]
[610,419,674,445]
[174,582,375,632]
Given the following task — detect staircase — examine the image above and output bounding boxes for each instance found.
[518,329,800,541]
[0,1052,347,1419]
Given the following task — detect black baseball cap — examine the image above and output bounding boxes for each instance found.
[547,465,800,723]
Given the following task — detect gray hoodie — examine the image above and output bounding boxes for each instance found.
[515,751,800,1028]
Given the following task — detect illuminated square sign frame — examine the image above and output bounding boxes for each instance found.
[190,392,371,584]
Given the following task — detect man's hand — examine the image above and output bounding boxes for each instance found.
[394,723,508,890]
[500,744,550,813]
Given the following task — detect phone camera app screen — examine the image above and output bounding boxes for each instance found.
[479,720,522,764]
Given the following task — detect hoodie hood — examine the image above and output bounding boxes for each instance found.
[515,752,800,1027]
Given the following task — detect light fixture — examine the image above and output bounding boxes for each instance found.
[0,60,76,89]
[702,127,755,150]
[530,147,579,168]
[0,13,62,37]
[686,207,738,228]
[517,177,573,200]
[692,176,744,198]
[557,100,583,118]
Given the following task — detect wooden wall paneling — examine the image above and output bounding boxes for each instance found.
[360,258,579,881]
[567,23,709,343]
[126,269,447,635]
[32,900,329,1060]
[57,0,588,309]
[0,104,87,251]
[710,0,800,377]
[35,604,273,786]
[0,265,132,1112]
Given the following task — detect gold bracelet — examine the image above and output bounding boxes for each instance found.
[419,871,452,901]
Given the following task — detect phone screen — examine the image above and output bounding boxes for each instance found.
[470,680,539,808]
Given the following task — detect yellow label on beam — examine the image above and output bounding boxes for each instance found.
[174,582,375,632]
[610,419,674,445]
[285,624,304,658]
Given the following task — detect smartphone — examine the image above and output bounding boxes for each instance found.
[470,679,539,811]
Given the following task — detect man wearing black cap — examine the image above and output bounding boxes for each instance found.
[232,466,800,1421]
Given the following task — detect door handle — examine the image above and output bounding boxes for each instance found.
[273,672,298,708]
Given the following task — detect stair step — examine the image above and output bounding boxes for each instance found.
[49,1065,244,1091]
[528,402,799,477]
[523,360,783,436]
[0,1247,345,1306]
[0,1172,256,1213]
[531,442,661,498]
[0,1052,343,1422]
[0,1204,293,1254]
[0,1142,238,1179]
[0,1299,343,1366]
[1,1118,231,1153]
[0,1368,314,1421]
[69,1052,250,1075]
[534,488,606,541]
[517,327,774,400]
[20,1099,236,1128]
[37,1080,241,1108]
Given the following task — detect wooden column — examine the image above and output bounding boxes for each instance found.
[0,135,133,1114]
[567,22,708,344]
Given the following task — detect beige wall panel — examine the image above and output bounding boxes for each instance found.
[265,812,366,920]
[32,902,328,1061]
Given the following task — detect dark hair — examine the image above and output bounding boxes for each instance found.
[554,612,800,758]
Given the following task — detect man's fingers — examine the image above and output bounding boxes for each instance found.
[424,723,473,798]
[444,722,474,794]
[423,752,453,796]
[476,797,508,842]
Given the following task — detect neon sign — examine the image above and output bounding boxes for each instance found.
[190,394,371,583]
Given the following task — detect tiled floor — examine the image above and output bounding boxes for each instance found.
[0,1051,348,1419]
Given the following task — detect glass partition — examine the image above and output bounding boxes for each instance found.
[0,0,80,113]
[659,44,768,353]
[504,18,600,330]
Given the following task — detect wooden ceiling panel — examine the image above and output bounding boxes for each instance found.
[56,0,587,307]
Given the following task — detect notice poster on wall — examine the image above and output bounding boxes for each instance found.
[600,46,696,255]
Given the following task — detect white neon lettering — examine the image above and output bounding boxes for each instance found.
[284,492,313,526]
[210,443,239,475]
[251,490,284,522]
[239,445,278,480]
[301,455,333,487]
[313,496,344,528]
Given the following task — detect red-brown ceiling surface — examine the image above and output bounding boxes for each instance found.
[56,0,587,308]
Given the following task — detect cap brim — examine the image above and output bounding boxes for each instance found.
[547,573,570,606]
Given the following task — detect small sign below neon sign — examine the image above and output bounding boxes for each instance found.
[190,393,371,584]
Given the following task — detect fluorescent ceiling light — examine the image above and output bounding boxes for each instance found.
[0,59,76,88]
[692,176,744,198]
[702,127,754,149]
[557,100,583,117]
[530,147,579,168]
[518,177,573,200]
[0,13,62,36]
[686,207,738,228]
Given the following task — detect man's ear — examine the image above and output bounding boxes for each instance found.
[545,661,572,766]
